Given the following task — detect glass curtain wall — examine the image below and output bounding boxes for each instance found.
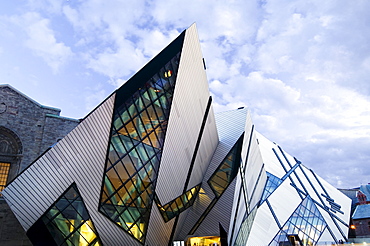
[29,184,101,246]
[99,53,181,243]
[155,184,201,222]
[269,196,327,246]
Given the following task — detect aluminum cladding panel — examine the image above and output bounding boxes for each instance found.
[156,24,218,204]
[3,95,144,246]
[246,202,280,246]
[255,131,287,179]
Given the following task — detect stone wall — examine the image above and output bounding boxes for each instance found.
[0,200,32,246]
[0,84,80,245]
[353,218,370,237]
[0,85,80,181]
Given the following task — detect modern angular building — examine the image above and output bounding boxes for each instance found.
[0,84,79,246]
[2,24,351,246]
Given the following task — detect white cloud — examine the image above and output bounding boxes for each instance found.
[26,0,64,14]
[2,0,370,188]
[20,12,73,73]
[84,83,107,112]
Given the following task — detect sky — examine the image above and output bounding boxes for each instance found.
[0,0,369,189]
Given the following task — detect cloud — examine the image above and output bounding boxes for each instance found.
[20,12,73,73]
[26,0,64,14]
[2,0,370,189]
[84,83,108,112]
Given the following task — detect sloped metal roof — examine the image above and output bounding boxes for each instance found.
[352,204,370,220]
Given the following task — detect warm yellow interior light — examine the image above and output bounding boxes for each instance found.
[79,220,98,246]
[187,236,220,246]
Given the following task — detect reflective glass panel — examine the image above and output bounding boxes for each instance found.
[234,207,258,246]
[269,196,327,246]
[32,184,101,246]
[208,135,244,198]
[155,184,201,222]
[99,52,181,243]
[260,172,283,203]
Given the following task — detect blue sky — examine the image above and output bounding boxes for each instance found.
[1,0,369,188]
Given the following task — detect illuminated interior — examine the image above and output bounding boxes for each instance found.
[99,52,181,243]
[28,184,102,246]
[189,135,244,235]
[208,135,243,198]
[0,162,10,195]
[186,236,220,246]
[156,185,201,222]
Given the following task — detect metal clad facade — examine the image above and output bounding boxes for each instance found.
[175,108,248,240]
[156,23,218,204]
[2,24,352,246]
[246,202,280,245]
[231,130,351,245]
[2,94,145,245]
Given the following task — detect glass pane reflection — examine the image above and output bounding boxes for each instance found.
[269,196,327,246]
[155,185,201,222]
[99,52,181,243]
[38,184,101,246]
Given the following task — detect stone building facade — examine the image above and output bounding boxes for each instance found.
[0,84,79,245]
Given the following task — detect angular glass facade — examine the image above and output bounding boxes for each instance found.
[189,135,244,235]
[99,52,181,243]
[260,172,283,203]
[208,134,244,198]
[234,207,257,246]
[156,184,201,222]
[269,196,327,246]
[27,184,101,246]
[2,26,350,246]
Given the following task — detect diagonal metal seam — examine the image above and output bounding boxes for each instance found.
[188,134,244,235]
[98,48,184,244]
[168,95,212,244]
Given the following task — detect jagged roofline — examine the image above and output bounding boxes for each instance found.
[4,28,187,188]
[0,84,61,112]
[114,30,186,108]
[81,29,186,120]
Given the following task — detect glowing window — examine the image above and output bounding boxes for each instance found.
[155,185,201,222]
[99,52,181,243]
[208,135,243,198]
[27,184,102,246]
[0,162,10,195]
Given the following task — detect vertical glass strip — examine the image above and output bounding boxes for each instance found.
[99,53,181,243]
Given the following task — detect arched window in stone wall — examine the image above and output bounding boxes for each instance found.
[0,126,22,195]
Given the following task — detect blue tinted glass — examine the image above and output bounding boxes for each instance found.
[261,172,283,203]
[269,196,327,246]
